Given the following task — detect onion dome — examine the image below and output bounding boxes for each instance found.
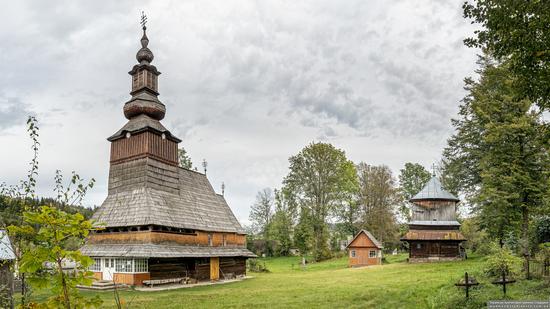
[122,25,165,121]
[136,26,154,64]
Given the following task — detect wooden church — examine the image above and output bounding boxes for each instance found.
[80,21,255,285]
[401,176,466,262]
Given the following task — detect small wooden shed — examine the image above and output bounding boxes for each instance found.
[0,230,15,309]
[346,230,383,267]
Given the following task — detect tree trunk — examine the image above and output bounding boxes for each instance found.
[57,259,71,309]
[521,205,530,279]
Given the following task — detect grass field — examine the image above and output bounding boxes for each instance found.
[23,254,550,308]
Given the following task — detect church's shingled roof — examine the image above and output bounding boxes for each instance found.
[80,243,256,258]
[107,114,181,142]
[91,158,245,234]
[410,176,459,202]
[401,230,466,241]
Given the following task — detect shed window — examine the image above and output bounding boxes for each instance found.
[369,250,377,258]
[350,250,356,258]
[208,233,213,246]
[89,258,101,272]
[222,234,227,246]
[416,243,422,249]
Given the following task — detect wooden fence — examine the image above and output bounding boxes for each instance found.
[528,260,550,279]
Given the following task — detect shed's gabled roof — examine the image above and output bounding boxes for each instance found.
[346,229,383,249]
[0,230,15,260]
[410,176,459,202]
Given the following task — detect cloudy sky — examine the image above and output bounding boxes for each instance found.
[0,1,479,224]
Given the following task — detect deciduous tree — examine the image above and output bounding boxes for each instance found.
[356,163,400,245]
[463,0,550,109]
[268,190,293,256]
[283,142,357,261]
[397,163,431,221]
[249,188,274,240]
[443,58,549,277]
[178,147,193,169]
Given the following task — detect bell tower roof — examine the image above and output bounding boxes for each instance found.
[409,176,459,202]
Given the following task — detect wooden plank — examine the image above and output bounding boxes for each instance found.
[88,231,246,247]
[219,257,246,278]
[210,257,219,281]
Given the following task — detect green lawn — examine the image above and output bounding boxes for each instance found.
[22,254,550,308]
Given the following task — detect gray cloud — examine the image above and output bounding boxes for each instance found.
[0,96,33,132]
[0,0,479,223]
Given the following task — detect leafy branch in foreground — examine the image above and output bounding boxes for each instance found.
[9,207,102,309]
[2,116,101,308]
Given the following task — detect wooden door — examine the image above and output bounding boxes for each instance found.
[103,258,115,281]
[210,257,219,280]
[428,243,440,256]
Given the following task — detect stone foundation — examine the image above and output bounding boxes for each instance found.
[408,257,463,263]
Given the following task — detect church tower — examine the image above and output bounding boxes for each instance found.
[107,23,180,166]
[82,17,254,286]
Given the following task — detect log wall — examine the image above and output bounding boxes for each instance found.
[219,257,246,278]
[149,258,194,280]
[195,259,211,281]
[138,258,246,283]
[110,131,178,166]
[88,231,246,247]
[410,201,457,221]
[409,241,460,258]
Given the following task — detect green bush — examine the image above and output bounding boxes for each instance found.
[246,259,270,273]
[474,239,497,256]
[483,245,523,279]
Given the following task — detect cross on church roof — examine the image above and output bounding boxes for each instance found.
[140,11,148,29]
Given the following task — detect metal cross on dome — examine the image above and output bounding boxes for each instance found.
[140,11,148,29]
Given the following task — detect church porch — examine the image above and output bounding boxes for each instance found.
[88,256,248,286]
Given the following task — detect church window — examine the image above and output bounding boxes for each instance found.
[115,258,133,272]
[134,259,148,273]
[89,258,101,271]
